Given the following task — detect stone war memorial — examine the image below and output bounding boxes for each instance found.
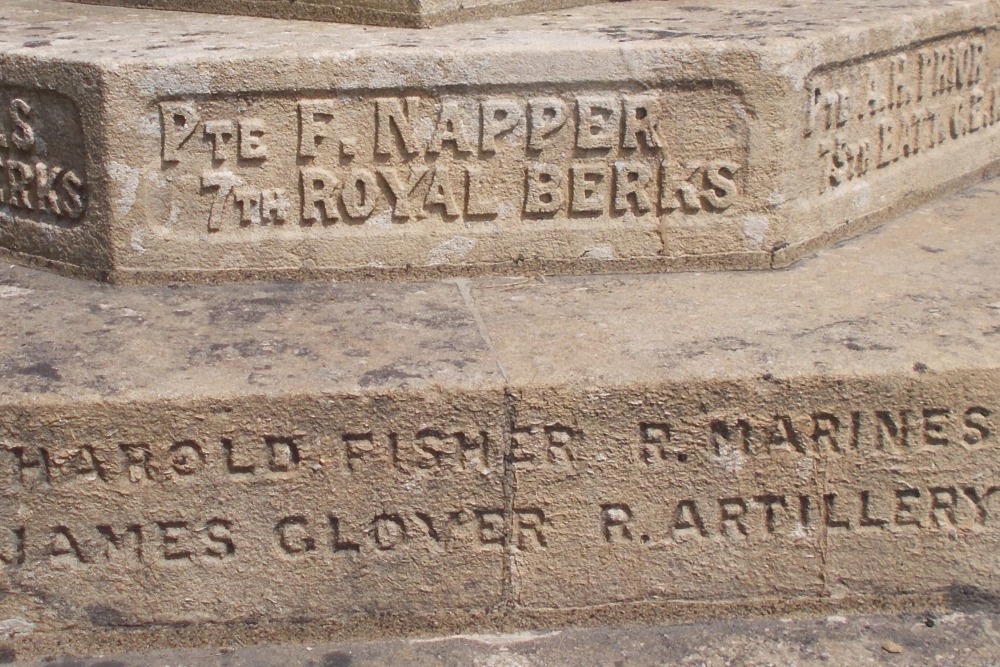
[2,0,1000,662]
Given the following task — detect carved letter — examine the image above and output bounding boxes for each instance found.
[601,504,634,542]
[341,169,379,219]
[528,98,567,150]
[613,161,653,213]
[576,96,620,150]
[201,169,243,232]
[298,100,336,158]
[428,101,473,155]
[239,119,268,160]
[203,120,236,163]
[423,167,461,217]
[375,98,423,156]
[570,163,608,213]
[300,167,341,224]
[623,95,663,149]
[160,102,199,163]
[378,167,428,220]
[10,99,35,152]
[524,162,563,214]
[481,99,523,153]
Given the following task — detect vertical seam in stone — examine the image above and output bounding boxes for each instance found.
[449,278,517,616]
[817,442,832,598]
[501,388,519,618]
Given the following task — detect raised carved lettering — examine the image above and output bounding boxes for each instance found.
[157,86,747,234]
[807,34,999,190]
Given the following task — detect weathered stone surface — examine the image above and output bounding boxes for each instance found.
[66,0,605,28]
[1,174,1000,657]
[1,0,999,283]
[21,611,1000,666]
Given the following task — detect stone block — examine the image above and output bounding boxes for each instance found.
[66,0,605,28]
[2,173,1000,656]
[1,0,999,283]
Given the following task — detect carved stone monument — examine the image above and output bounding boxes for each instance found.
[1,0,1000,661]
[2,0,998,283]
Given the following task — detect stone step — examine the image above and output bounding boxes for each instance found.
[66,0,607,28]
[1,0,999,283]
[14,611,1000,666]
[1,173,999,659]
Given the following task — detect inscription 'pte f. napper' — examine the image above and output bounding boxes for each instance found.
[159,87,748,233]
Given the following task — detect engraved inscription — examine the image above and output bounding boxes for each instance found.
[0,88,87,224]
[503,405,992,472]
[157,85,748,234]
[0,424,497,489]
[701,405,991,459]
[2,405,985,491]
[0,518,234,567]
[0,506,548,571]
[807,32,1000,189]
[599,483,999,546]
[2,399,993,579]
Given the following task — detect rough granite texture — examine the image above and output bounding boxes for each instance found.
[0,173,999,657]
[1,0,999,282]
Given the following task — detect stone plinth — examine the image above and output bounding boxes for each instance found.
[1,0,999,283]
[66,0,606,28]
[1,175,1000,657]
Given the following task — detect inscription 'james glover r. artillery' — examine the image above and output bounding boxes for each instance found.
[0,481,995,570]
[157,84,748,233]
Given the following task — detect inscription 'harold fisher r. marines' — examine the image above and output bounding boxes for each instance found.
[158,85,748,233]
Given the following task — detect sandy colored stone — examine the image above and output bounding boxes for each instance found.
[1,175,1000,657]
[18,611,1000,666]
[66,0,607,28]
[1,0,999,283]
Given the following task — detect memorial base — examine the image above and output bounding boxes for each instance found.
[1,0,1000,283]
[1,178,1000,658]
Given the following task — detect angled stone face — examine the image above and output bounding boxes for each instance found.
[1,0,999,284]
[67,0,607,28]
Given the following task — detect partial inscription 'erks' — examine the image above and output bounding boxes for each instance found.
[0,89,87,224]
[157,85,748,234]
[806,32,999,190]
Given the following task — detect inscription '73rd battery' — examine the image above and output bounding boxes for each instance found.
[159,90,746,232]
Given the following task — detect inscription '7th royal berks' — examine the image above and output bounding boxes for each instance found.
[159,85,747,232]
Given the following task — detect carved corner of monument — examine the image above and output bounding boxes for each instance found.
[0,61,115,281]
[1,2,1000,286]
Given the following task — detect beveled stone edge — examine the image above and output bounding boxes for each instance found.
[64,0,608,28]
[0,588,963,659]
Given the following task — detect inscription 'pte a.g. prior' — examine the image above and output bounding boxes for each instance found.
[159,87,747,232]
[807,33,1000,190]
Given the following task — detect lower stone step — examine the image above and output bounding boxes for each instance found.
[1,177,1000,658]
[16,611,1000,666]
